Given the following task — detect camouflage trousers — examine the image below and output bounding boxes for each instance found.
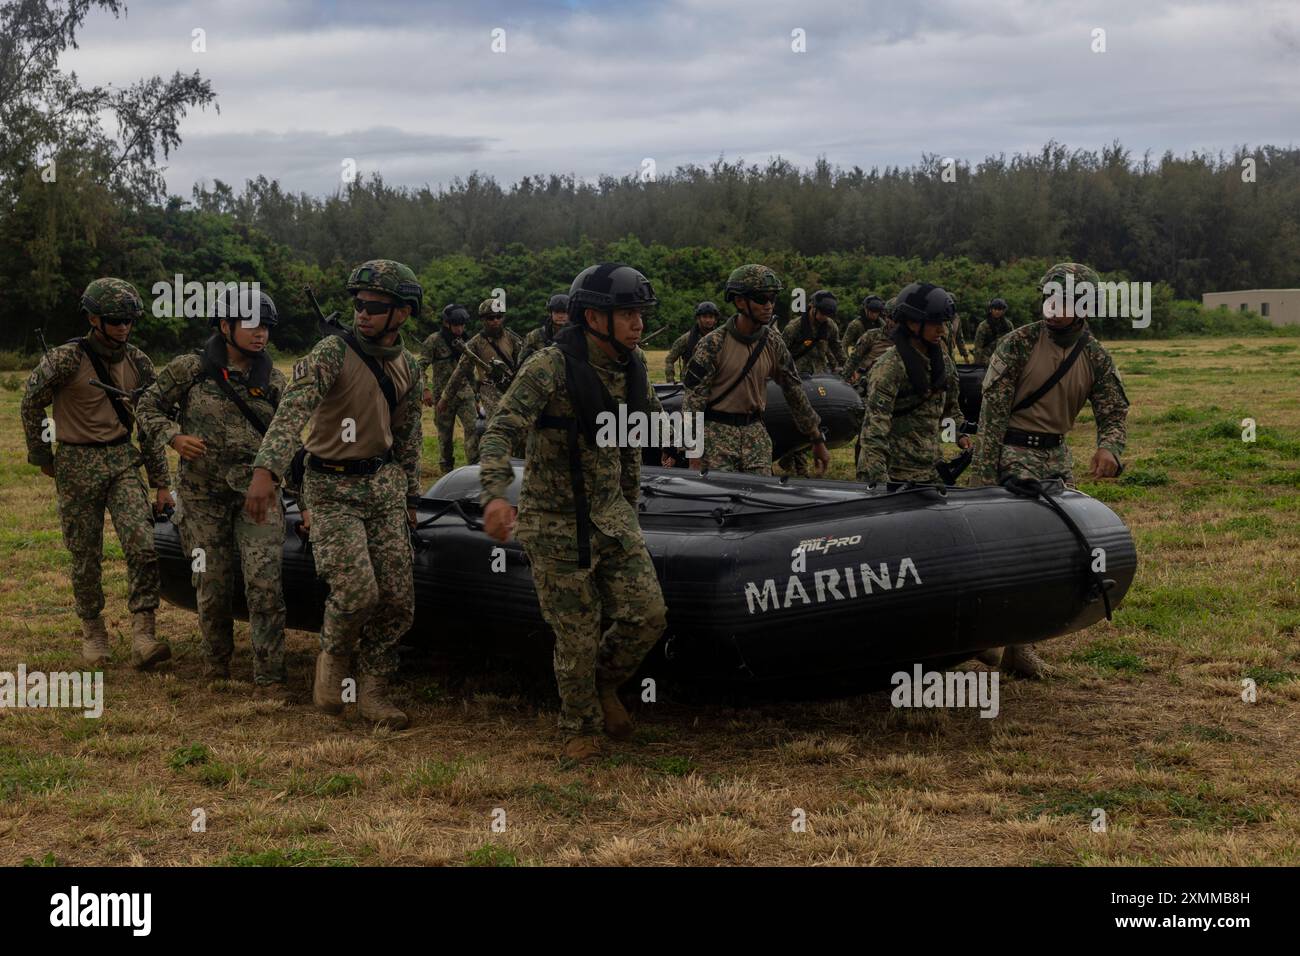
[702,419,772,476]
[436,392,479,467]
[54,442,159,620]
[302,463,414,677]
[997,442,1074,485]
[175,479,286,684]
[777,449,810,477]
[527,530,667,735]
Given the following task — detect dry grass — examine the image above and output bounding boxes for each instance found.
[0,337,1297,865]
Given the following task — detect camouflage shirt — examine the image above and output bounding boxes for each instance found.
[441,329,525,408]
[517,324,556,367]
[682,317,823,443]
[252,333,423,498]
[942,318,969,363]
[418,330,473,402]
[842,314,883,350]
[844,327,895,380]
[664,329,706,381]
[970,321,1129,487]
[21,338,169,486]
[782,315,846,374]
[858,344,963,484]
[479,338,657,562]
[137,350,287,493]
[972,318,1013,365]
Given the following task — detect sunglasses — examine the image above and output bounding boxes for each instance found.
[746,292,778,305]
[353,298,395,316]
[99,313,137,326]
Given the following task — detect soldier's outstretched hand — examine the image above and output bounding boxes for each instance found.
[483,497,517,543]
[1089,448,1120,479]
[812,441,831,476]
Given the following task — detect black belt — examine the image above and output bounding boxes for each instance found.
[307,449,394,476]
[60,435,130,448]
[704,409,763,427]
[1003,429,1063,449]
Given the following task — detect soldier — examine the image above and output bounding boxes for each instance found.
[419,303,479,469]
[856,283,970,485]
[971,262,1130,678]
[479,263,667,762]
[244,259,424,728]
[437,298,524,425]
[842,294,886,350]
[137,290,289,696]
[972,297,1013,365]
[843,301,899,389]
[663,301,720,381]
[941,292,972,364]
[518,293,570,366]
[21,278,173,668]
[682,264,829,476]
[778,290,845,476]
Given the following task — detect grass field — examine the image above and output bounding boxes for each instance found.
[1,337,1297,866]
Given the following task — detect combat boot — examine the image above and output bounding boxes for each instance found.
[80,617,111,665]
[312,651,350,715]
[357,674,409,730]
[254,683,294,704]
[598,686,633,741]
[562,735,603,763]
[439,458,454,473]
[130,611,171,670]
[1002,643,1050,679]
[202,659,230,681]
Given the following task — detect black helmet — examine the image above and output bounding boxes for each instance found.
[546,293,570,313]
[210,288,278,329]
[863,294,885,312]
[988,297,1008,311]
[812,290,838,316]
[893,282,952,326]
[694,300,720,316]
[569,263,658,318]
[442,303,470,326]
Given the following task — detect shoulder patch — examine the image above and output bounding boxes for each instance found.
[292,358,310,382]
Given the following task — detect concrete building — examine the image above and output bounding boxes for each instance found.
[1201,290,1300,326]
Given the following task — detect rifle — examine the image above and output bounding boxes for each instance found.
[453,339,513,391]
[639,327,669,347]
[35,328,50,360]
[89,378,146,403]
[305,286,341,331]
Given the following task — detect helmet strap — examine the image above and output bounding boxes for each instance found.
[360,304,399,342]
[221,321,264,359]
[88,318,125,350]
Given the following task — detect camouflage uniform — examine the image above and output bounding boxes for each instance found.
[856,343,963,484]
[777,315,844,475]
[970,320,1129,486]
[21,304,168,624]
[844,327,896,383]
[942,317,970,364]
[137,337,288,683]
[254,330,422,677]
[479,339,666,736]
[518,322,556,367]
[973,316,1014,365]
[440,320,524,422]
[842,312,883,351]
[683,316,823,476]
[419,329,478,467]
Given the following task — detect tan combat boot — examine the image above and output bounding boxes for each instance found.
[312,651,350,715]
[562,735,603,763]
[130,611,171,670]
[598,686,633,741]
[357,673,409,730]
[80,617,112,665]
[1002,643,1050,679]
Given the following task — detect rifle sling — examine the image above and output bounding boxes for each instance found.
[76,339,134,435]
[1011,329,1091,415]
[706,329,768,411]
[197,353,273,435]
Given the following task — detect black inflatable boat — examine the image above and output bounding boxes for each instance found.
[156,462,1136,686]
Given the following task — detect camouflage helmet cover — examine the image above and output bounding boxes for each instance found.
[81,278,144,317]
[478,298,504,317]
[1039,261,1100,290]
[346,259,423,317]
[724,264,782,302]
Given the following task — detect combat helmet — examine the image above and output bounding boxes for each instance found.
[863,294,885,313]
[546,293,570,313]
[81,278,144,320]
[568,263,658,358]
[694,300,720,316]
[812,290,838,316]
[1039,262,1099,289]
[346,259,423,317]
[893,282,953,332]
[724,264,782,303]
[988,297,1008,311]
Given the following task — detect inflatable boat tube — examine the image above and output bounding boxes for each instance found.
[156,465,1136,685]
[649,373,863,466]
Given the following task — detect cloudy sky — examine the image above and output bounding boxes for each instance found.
[63,0,1300,198]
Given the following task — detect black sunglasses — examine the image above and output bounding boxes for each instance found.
[746,292,778,305]
[99,313,137,326]
[353,297,395,316]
